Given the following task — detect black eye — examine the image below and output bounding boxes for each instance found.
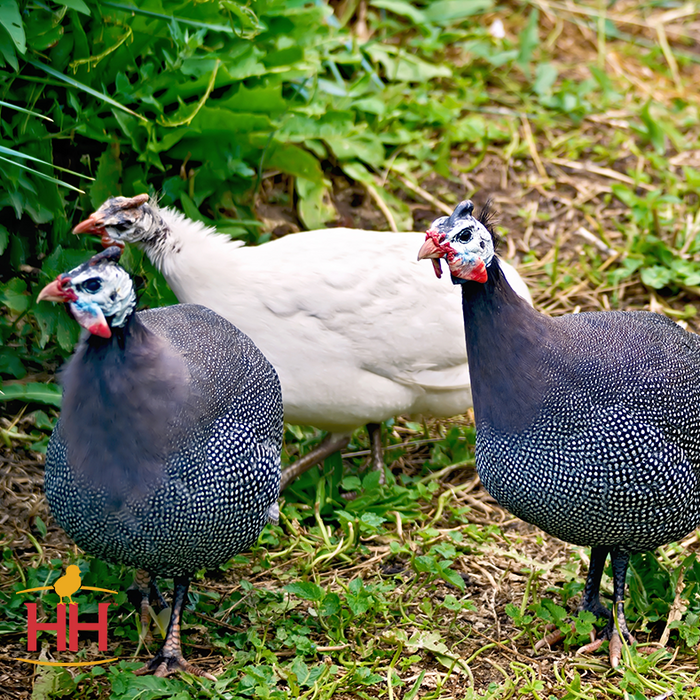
[80,278,102,293]
[109,221,130,232]
[455,227,473,243]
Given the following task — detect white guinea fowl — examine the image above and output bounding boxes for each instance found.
[74,194,532,488]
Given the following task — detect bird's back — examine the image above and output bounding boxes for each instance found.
[45,304,282,576]
[475,308,700,552]
[157,221,529,430]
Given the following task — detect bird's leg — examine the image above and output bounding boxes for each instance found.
[577,548,634,667]
[128,569,155,644]
[366,423,385,485]
[150,579,168,610]
[607,550,634,667]
[580,546,613,622]
[280,433,350,491]
[537,546,611,651]
[134,576,216,681]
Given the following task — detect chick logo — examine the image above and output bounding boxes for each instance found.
[54,564,82,604]
[16,564,119,667]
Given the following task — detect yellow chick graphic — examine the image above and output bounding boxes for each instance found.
[53,565,82,604]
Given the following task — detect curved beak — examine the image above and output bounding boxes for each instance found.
[418,230,448,278]
[73,212,104,235]
[73,213,125,250]
[38,276,76,303]
[417,237,444,260]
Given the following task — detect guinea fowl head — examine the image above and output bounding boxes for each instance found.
[418,200,497,283]
[73,193,155,248]
[38,247,135,338]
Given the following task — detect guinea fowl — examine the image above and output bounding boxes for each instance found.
[73,194,531,489]
[418,200,700,667]
[38,247,282,679]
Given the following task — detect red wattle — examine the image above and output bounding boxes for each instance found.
[89,323,112,338]
[468,259,488,283]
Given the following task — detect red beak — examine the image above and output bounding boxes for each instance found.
[418,229,450,278]
[73,213,124,250]
[73,212,104,235]
[37,276,77,303]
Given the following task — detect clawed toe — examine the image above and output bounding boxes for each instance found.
[135,650,216,681]
[575,623,636,668]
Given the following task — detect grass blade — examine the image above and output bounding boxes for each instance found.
[0,156,85,193]
[0,145,92,180]
[101,2,235,34]
[25,59,148,122]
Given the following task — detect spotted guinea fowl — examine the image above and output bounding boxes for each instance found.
[418,200,700,667]
[38,247,282,679]
[73,194,531,489]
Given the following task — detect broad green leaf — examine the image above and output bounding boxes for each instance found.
[0,223,8,254]
[366,45,451,82]
[55,0,90,15]
[422,0,493,23]
[0,25,18,70]
[0,350,25,378]
[0,0,25,54]
[278,112,355,142]
[221,0,265,39]
[222,84,286,114]
[640,265,673,289]
[371,0,427,25]
[284,582,325,602]
[0,277,29,313]
[189,106,271,136]
[437,563,465,590]
[265,144,324,184]
[296,177,335,230]
[533,62,557,96]
[325,133,385,165]
[346,578,372,616]
[90,145,123,209]
[639,101,668,154]
[517,8,539,75]
[0,382,62,407]
[26,23,63,52]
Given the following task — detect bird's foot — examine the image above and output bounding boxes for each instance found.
[134,649,216,681]
[576,605,635,669]
[534,612,634,667]
[577,626,635,668]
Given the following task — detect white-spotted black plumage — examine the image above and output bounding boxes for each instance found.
[40,248,282,678]
[420,200,700,666]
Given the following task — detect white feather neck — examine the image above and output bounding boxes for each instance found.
[144,205,244,276]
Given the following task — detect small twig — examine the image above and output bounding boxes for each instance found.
[550,157,655,191]
[575,227,616,255]
[315,644,350,652]
[365,183,398,232]
[520,115,547,179]
[656,23,683,93]
[396,175,453,216]
[342,436,442,458]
